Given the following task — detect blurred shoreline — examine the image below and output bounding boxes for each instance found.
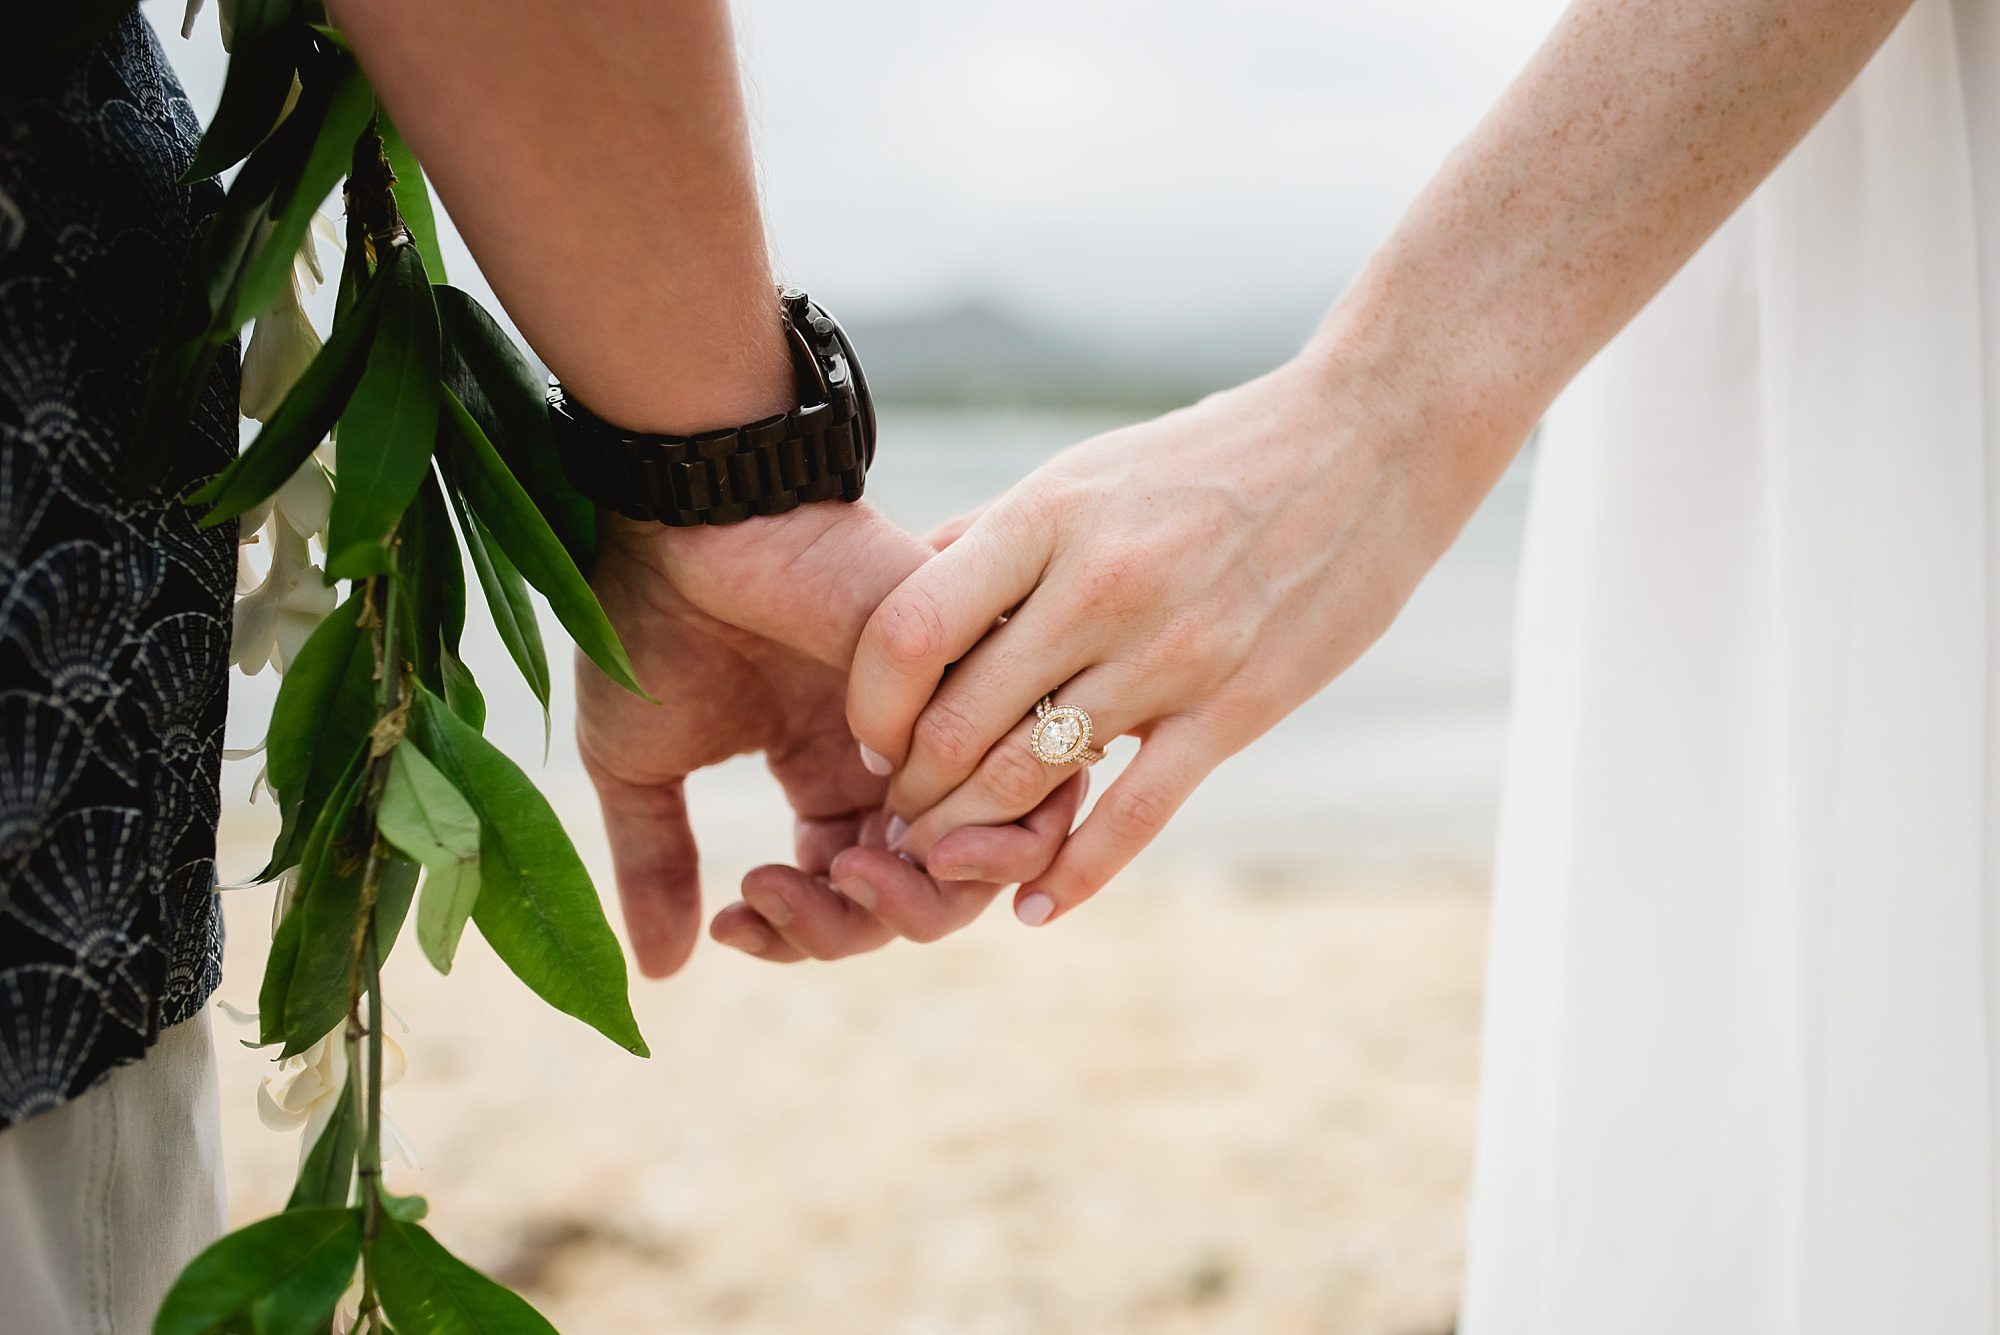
[210,406,1520,1334]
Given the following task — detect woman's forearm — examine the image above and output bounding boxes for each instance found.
[325,0,790,435]
[1318,0,1916,478]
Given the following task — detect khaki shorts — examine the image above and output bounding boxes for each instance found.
[0,1014,225,1333]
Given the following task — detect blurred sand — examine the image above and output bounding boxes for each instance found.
[212,816,1485,1335]
[206,410,1518,1333]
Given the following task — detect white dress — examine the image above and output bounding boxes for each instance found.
[1463,3,2000,1331]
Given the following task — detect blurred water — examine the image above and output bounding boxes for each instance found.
[221,406,1527,890]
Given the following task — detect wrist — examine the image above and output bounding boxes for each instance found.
[1290,292,1537,522]
[554,309,793,440]
[597,501,932,671]
[1300,265,1551,475]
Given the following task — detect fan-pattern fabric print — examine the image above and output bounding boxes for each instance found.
[0,14,239,1128]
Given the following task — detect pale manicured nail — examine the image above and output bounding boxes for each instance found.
[933,862,983,882]
[859,744,894,777]
[838,875,879,910]
[745,888,793,928]
[1016,892,1055,927]
[885,815,909,849]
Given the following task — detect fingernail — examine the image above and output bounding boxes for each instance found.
[745,888,793,928]
[859,744,893,777]
[885,815,909,849]
[934,862,983,883]
[837,875,878,910]
[1016,892,1055,927]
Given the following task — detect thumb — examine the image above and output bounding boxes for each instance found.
[594,774,704,978]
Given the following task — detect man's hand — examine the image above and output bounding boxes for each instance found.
[579,503,1078,975]
[578,528,875,977]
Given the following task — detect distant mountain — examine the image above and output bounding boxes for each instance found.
[846,297,1316,411]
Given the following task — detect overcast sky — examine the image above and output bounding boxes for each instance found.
[150,0,1563,338]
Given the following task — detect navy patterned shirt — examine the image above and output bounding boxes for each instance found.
[0,12,237,1128]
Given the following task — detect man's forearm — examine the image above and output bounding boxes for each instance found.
[327,0,789,435]
[1317,0,1916,477]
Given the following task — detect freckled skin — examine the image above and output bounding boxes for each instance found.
[329,0,1921,956]
[1341,0,1918,502]
[835,0,1923,935]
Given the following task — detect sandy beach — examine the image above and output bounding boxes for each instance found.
[204,408,1518,1332]
[212,812,1486,1335]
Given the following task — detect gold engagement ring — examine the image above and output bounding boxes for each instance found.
[1029,695,1105,766]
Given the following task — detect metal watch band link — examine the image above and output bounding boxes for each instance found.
[549,290,876,527]
[556,382,865,526]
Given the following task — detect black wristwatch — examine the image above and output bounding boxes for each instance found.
[548,287,876,526]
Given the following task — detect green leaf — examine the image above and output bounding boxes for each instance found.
[183,0,301,184]
[410,690,648,1056]
[372,1216,558,1335]
[192,256,395,524]
[401,474,458,694]
[381,1189,430,1222]
[435,287,595,569]
[224,63,372,333]
[380,112,448,282]
[258,746,361,1046]
[306,22,352,52]
[437,389,646,698]
[258,889,305,1050]
[270,751,366,1054]
[440,648,487,731]
[378,742,483,974]
[375,856,423,956]
[264,594,373,876]
[332,210,364,329]
[446,481,550,723]
[153,1207,361,1335]
[286,1081,357,1212]
[327,245,442,578]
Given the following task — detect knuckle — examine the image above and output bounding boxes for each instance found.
[981,744,1050,811]
[915,697,983,770]
[873,582,949,669]
[1006,479,1068,535]
[1102,783,1172,844]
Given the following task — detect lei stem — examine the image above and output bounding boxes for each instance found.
[350,568,402,1324]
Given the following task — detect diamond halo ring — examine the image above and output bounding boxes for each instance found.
[1029,695,1105,766]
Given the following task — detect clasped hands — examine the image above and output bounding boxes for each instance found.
[575,360,1460,976]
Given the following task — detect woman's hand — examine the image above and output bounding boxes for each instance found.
[843,350,1510,930]
[581,502,1085,970]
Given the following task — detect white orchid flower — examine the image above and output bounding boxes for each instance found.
[180,0,238,46]
[222,1002,417,1171]
[241,263,324,423]
[311,208,343,264]
[235,543,262,593]
[268,864,298,931]
[219,736,277,818]
[273,460,333,542]
[298,211,343,292]
[329,1269,369,1334]
[231,518,335,675]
